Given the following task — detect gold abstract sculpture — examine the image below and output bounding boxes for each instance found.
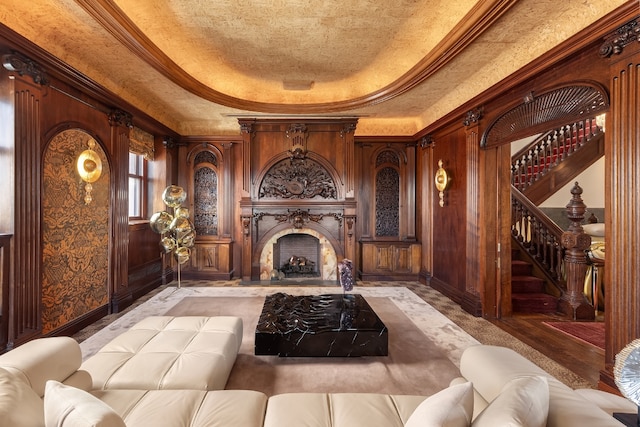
[150,185,196,288]
[77,138,102,204]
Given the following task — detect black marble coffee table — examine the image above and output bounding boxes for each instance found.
[255,292,388,357]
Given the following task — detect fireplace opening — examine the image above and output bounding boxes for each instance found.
[273,233,320,278]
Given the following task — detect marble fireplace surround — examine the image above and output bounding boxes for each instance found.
[259,227,337,281]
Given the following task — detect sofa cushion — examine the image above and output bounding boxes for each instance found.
[0,336,83,397]
[404,382,473,427]
[449,377,488,418]
[93,389,267,427]
[44,381,125,427]
[81,316,243,390]
[471,376,549,427]
[404,381,473,427]
[263,392,427,427]
[0,367,45,427]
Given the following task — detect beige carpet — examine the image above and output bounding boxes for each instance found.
[165,296,460,396]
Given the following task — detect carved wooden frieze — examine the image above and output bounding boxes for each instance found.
[254,209,343,229]
[259,157,337,199]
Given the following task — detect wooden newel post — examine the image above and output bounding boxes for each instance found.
[558,182,595,320]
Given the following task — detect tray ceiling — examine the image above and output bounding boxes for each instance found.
[0,0,626,136]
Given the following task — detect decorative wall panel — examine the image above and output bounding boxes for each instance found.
[375,167,400,237]
[41,129,110,334]
[194,166,218,235]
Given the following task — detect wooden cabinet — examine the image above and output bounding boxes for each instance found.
[359,242,421,280]
[183,241,234,280]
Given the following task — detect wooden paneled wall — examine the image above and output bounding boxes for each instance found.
[0,29,177,350]
[415,5,639,392]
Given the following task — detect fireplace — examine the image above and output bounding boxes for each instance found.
[259,228,337,281]
[275,234,320,278]
[239,119,358,282]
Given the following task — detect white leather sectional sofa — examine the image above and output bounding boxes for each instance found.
[0,315,635,427]
[80,316,243,391]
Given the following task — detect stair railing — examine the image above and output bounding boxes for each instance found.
[511,186,565,293]
[511,117,602,192]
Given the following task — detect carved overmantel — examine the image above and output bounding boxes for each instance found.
[238,118,358,281]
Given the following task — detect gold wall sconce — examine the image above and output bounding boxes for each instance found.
[434,159,450,207]
[77,138,102,204]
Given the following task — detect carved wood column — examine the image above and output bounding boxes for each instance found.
[342,122,356,199]
[558,183,594,321]
[221,142,234,239]
[419,136,434,281]
[1,54,47,345]
[239,121,254,281]
[599,16,640,391]
[463,109,483,316]
[405,143,417,241]
[108,109,133,312]
[341,123,357,269]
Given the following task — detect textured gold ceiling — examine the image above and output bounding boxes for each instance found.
[0,0,627,136]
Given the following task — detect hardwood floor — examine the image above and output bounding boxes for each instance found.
[489,312,605,386]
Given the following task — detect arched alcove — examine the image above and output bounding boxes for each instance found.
[41,129,110,333]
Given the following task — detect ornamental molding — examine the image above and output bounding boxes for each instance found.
[2,52,49,85]
[286,124,308,158]
[254,209,343,228]
[259,156,337,200]
[599,18,640,58]
[463,108,483,127]
[108,109,133,128]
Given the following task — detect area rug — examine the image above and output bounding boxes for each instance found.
[542,321,605,350]
[165,296,459,396]
[78,286,480,396]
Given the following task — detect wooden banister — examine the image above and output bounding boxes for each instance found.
[511,117,603,192]
[511,186,565,294]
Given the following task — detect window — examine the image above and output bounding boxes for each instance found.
[128,152,146,219]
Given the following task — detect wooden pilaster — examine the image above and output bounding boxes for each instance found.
[9,72,44,345]
[463,110,483,316]
[108,109,133,312]
[600,16,640,391]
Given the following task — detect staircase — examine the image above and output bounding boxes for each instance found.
[511,249,558,314]
[512,117,604,205]
[510,116,604,315]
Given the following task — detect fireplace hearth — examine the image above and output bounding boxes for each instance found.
[280,255,319,278]
[274,234,319,278]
